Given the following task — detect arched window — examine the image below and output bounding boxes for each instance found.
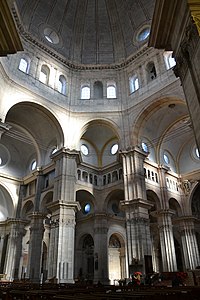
[107,81,116,98]
[164,51,176,70]
[19,58,29,73]
[81,86,90,99]
[39,65,50,84]
[129,75,139,93]
[58,75,67,94]
[94,81,103,98]
[146,62,157,82]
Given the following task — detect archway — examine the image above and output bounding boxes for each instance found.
[108,234,125,285]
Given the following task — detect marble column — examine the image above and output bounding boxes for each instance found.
[120,146,153,275]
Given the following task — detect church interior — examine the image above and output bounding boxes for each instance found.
[0,0,200,298]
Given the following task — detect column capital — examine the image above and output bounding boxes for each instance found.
[47,200,81,213]
[119,145,147,158]
[50,147,82,163]
[120,198,154,210]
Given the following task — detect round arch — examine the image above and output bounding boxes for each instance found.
[0,184,15,221]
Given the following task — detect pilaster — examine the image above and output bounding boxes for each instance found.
[93,214,109,284]
[26,213,45,283]
[176,216,200,270]
[47,201,80,283]
[156,209,177,272]
[3,219,26,281]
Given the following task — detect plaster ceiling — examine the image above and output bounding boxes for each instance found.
[14,0,156,65]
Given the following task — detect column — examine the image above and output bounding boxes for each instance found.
[120,146,153,275]
[93,214,109,284]
[26,213,44,283]
[47,148,81,283]
[178,216,200,270]
[47,201,79,283]
[3,219,26,281]
[157,210,177,272]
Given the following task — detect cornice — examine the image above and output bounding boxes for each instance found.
[12,7,150,72]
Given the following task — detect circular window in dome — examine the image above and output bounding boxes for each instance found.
[81,144,89,156]
[83,203,91,214]
[44,28,59,44]
[164,153,169,165]
[142,142,149,153]
[137,27,150,42]
[111,143,119,155]
[31,160,37,171]
[195,148,200,158]
[51,147,58,155]
[0,144,10,168]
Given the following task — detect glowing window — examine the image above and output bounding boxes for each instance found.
[19,58,29,73]
[58,75,67,94]
[81,86,90,99]
[84,203,91,214]
[111,144,118,155]
[137,27,150,42]
[44,28,59,44]
[164,154,169,165]
[31,160,37,171]
[164,51,176,70]
[142,142,148,153]
[196,148,200,158]
[107,85,116,98]
[81,144,89,156]
[0,157,2,165]
[129,76,139,93]
[39,65,50,84]
[51,147,57,155]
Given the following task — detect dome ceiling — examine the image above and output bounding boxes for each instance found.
[15,0,155,65]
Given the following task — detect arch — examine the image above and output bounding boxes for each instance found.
[132,97,186,145]
[40,191,53,214]
[0,184,15,221]
[75,233,94,282]
[104,189,125,217]
[169,197,182,217]
[146,189,161,211]
[190,182,200,219]
[76,189,95,217]
[108,233,126,284]
[21,200,34,219]
[5,102,64,166]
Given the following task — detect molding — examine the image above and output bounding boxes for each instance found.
[0,0,23,56]
[148,0,183,50]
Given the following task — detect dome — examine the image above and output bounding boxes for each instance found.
[15,0,155,65]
